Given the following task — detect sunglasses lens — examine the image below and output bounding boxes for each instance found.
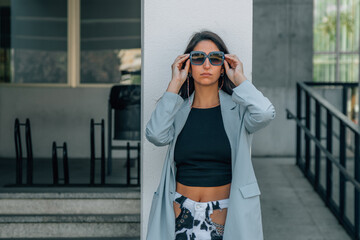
[191,52,205,65]
[209,53,223,65]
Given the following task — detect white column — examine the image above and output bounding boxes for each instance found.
[141,1,253,239]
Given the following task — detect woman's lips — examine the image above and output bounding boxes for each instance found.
[200,73,212,76]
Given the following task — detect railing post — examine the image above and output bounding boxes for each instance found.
[101,119,105,184]
[354,132,360,239]
[107,101,112,175]
[25,119,33,185]
[90,119,95,185]
[127,142,130,185]
[63,142,69,185]
[339,121,346,221]
[342,86,348,115]
[90,118,106,185]
[52,141,59,185]
[315,100,321,191]
[326,109,333,207]
[289,81,360,239]
[305,92,311,177]
[14,119,23,184]
[137,142,140,186]
[296,83,302,167]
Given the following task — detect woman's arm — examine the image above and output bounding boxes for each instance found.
[145,91,184,146]
[232,79,276,134]
[224,54,276,134]
[145,53,190,146]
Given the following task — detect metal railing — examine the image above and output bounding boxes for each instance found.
[52,142,69,185]
[10,118,140,187]
[286,81,360,240]
[90,118,106,185]
[14,118,33,184]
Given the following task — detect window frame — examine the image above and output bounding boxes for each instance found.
[313,0,360,84]
[0,0,119,88]
[313,0,360,126]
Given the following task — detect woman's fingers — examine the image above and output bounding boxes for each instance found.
[171,54,190,82]
[225,54,241,63]
[225,54,245,75]
[225,53,238,59]
[225,55,238,64]
[178,54,189,64]
[224,59,230,72]
[183,58,190,72]
[176,54,190,62]
[225,54,243,69]
[173,54,188,64]
[225,58,237,68]
[173,54,189,70]
[175,54,188,60]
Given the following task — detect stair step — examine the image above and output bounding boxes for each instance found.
[0,188,140,240]
[0,189,141,238]
[0,191,140,215]
[0,214,140,238]
[0,214,140,223]
[0,190,140,198]
[0,238,140,240]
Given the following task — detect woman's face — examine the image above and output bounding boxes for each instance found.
[190,40,224,87]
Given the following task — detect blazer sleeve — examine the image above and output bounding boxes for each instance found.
[145,91,184,146]
[231,79,276,134]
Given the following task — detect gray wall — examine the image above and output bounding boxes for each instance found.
[252,0,313,156]
[0,86,111,158]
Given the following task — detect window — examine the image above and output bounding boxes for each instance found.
[313,0,360,83]
[313,0,359,124]
[0,0,141,86]
[0,0,68,84]
[80,0,140,84]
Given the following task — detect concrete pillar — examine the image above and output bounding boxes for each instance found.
[141,0,253,238]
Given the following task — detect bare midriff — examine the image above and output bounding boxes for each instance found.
[176,181,231,202]
[174,181,231,228]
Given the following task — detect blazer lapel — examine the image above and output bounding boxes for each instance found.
[219,90,238,172]
[173,91,193,137]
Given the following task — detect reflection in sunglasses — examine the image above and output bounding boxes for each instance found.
[190,51,224,66]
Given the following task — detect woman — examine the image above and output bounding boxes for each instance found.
[145,30,276,240]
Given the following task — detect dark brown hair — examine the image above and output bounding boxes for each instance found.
[178,30,236,99]
[156,30,236,104]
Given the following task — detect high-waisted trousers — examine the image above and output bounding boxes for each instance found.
[173,191,229,240]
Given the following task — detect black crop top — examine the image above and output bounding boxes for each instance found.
[174,104,232,187]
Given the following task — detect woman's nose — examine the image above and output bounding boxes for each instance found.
[203,58,211,68]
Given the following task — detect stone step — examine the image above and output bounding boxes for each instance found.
[0,214,140,223]
[0,238,139,240]
[0,191,140,215]
[0,188,141,238]
[0,214,140,238]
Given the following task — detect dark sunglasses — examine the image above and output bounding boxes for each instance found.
[189,51,225,66]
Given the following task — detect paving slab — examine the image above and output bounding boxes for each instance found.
[253,157,351,240]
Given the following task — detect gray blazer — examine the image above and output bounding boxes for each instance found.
[145,79,276,240]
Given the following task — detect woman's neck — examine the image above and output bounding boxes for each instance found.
[192,84,220,108]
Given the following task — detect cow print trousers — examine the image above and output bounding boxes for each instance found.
[173,191,229,240]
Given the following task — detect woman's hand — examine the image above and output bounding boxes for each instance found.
[224,54,247,86]
[167,54,191,93]
[171,54,190,83]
